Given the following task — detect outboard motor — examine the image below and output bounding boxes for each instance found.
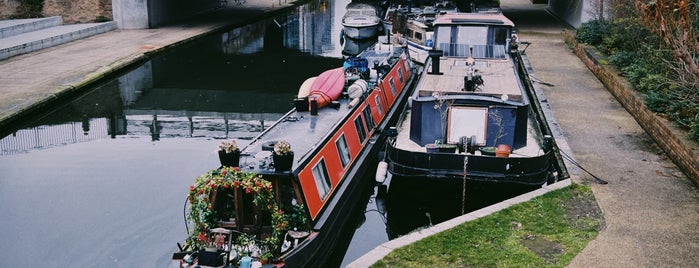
[428,49,443,75]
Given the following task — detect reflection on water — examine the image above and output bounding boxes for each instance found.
[1,0,346,155]
[0,0,357,267]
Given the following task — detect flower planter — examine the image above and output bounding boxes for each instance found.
[218,150,240,167]
[495,144,511,158]
[478,147,497,156]
[273,152,294,171]
[426,143,439,153]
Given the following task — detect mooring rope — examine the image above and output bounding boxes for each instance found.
[560,150,609,185]
[462,155,468,215]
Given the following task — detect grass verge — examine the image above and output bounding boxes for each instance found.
[371,183,603,267]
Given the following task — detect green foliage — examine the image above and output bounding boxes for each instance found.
[575,20,610,46]
[576,16,699,142]
[11,0,43,19]
[608,51,636,68]
[689,117,699,141]
[95,16,111,23]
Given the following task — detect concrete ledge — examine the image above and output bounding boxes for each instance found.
[0,21,117,61]
[0,16,63,39]
[563,30,699,185]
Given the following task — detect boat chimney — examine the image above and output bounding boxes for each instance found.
[294,98,309,112]
[310,98,318,115]
[428,49,443,75]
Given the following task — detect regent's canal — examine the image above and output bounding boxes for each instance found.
[0,0,525,267]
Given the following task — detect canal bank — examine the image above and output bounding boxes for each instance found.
[0,0,304,134]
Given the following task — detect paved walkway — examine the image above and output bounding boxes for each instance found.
[0,0,299,131]
[503,1,699,267]
[1,0,698,267]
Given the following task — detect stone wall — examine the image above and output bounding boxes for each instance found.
[1,0,112,23]
[43,0,112,23]
[563,30,699,185]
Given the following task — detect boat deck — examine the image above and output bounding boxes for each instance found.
[238,43,399,172]
[417,57,523,101]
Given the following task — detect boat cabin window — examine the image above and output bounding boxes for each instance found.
[389,78,397,96]
[397,67,404,84]
[362,106,376,132]
[354,116,367,143]
[415,32,423,41]
[435,25,507,59]
[336,135,351,168]
[312,159,332,200]
[374,96,383,116]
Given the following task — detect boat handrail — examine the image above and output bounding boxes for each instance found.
[436,43,507,59]
[240,108,296,153]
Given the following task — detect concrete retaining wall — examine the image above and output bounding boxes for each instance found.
[547,0,602,27]
[563,30,699,185]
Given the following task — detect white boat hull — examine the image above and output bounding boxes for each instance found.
[342,24,380,40]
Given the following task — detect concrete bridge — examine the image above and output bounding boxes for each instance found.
[112,0,600,29]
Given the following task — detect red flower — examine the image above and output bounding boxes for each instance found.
[221,170,227,176]
[233,167,240,172]
[223,183,230,189]
[197,232,207,242]
[233,181,240,187]
[245,187,252,194]
[189,185,195,191]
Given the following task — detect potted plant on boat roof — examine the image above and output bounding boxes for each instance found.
[272,140,294,171]
[218,139,240,167]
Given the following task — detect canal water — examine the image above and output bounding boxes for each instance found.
[0,0,526,267]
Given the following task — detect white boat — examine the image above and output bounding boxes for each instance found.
[384,1,460,64]
[342,2,382,40]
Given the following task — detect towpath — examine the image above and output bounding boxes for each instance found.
[504,0,699,267]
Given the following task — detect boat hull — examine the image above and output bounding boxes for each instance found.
[342,25,381,40]
[386,142,555,187]
[406,40,431,64]
[385,173,540,238]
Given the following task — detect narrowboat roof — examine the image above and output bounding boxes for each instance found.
[417,58,525,103]
[239,44,399,172]
[433,13,514,27]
